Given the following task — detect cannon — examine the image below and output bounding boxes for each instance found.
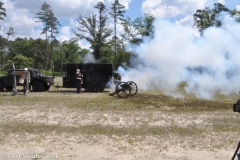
[109,81,138,98]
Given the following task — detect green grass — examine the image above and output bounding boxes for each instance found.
[0,81,238,111]
[53,76,63,86]
[0,121,210,137]
[0,84,240,149]
[0,91,234,112]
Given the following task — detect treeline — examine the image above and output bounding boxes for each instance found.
[193,3,240,35]
[0,1,155,73]
[0,2,240,74]
[0,37,88,73]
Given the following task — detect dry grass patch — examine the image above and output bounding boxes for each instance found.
[0,87,239,159]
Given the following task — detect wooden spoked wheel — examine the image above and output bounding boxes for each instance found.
[127,81,138,96]
[116,82,131,98]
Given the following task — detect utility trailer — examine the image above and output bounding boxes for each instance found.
[62,63,112,92]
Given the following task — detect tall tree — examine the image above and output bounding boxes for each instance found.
[0,2,6,21]
[48,12,61,71]
[35,2,53,71]
[0,35,5,70]
[122,13,155,45]
[30,38,46,69]
[193,3,230,35]
[2,25,14,70]
[93,2,110,60]
[110,0,125,70]
[75,2,112,61]
[53,38,89,72]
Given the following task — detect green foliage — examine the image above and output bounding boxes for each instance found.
[40,69,61,76]
[6,25,15,38]
[100,43,114,63]
[35,2,53,34]
[2,37,90,72]
[63,38,85,63]
[0,25,15,70]
[75,2,112,61]
[8,37,46,69]
[53,38,89,72]
[116,45,132,68]
[109,0,125,24]
[122,13,155,45]
[0,2,6,21]
[193,3,230,34]
[0,1,158,73]
[0,70,7,76]
[35,2,61,71]
[230,9,240,22]
[5,54,33,70]
[110,0,126,70]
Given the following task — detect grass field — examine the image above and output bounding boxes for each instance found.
[0,78,240,159]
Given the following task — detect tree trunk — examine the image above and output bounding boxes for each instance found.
[45,32,48,71]
[114,15,117,71]
[50,28,53,71]
[61,44,64,73]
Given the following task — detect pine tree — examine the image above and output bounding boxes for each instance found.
[0,2,6,21]
[75,2,112,61]
[110,0,125,70]
[35,2,61,70]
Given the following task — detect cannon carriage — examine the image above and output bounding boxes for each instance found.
[110,81,138,98]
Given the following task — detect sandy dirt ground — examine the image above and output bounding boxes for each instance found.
[0,91,238,160]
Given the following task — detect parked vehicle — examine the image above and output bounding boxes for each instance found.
[0,68,55,92]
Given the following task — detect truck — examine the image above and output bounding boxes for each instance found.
[0,68,55,92]
[62,63,112,92]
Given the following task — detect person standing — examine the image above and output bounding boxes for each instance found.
[75,69,83,94]
[23,68,30,95]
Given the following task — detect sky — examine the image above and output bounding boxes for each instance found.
[1,0,239,43]
[1,0,240,99]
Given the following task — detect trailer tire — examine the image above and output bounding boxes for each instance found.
[32,81,44,92]
[5,86,13,91]
[0,81,4,91]
[96,84,104,92]
[44,85,51,91]
[237,99,240,104]
[85,85,93,92]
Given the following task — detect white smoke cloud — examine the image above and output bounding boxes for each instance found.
[237,5,240,10]
[82,53,100,63]
[119,17,240,99]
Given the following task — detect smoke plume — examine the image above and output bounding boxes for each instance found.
[119,18,240,99]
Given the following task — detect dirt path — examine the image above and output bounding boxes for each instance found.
[0,91,238,160]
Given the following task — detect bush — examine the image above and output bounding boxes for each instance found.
[0,71,8,76]
[40,69,61,76]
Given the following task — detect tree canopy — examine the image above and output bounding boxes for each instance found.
[0,1,157,73]
[74,2,112,61]
[35,2,61,71]
[122,13,155,45]
[5,54,33,69]
[0,2,6,21]
[193,3,230,34]
[110,0,125,70]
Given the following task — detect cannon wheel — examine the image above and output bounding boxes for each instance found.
[127,81,138,96]
[116,82,131,98]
